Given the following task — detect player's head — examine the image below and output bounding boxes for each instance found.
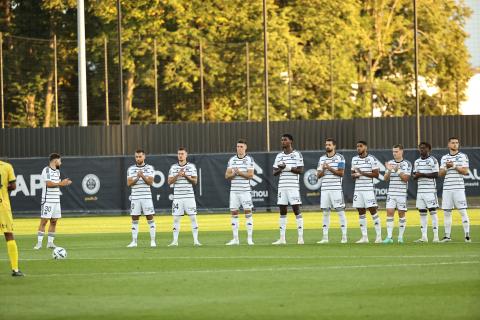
[448,137,459,152]
[281,134,293,149]
[135,149,145,165]
[177,147,188,162]
[392,144,404,160]
[325,138,336,153]
[418,142,431,157]
[356,140,368,155]
[236,139,247,156]
[49,153,62,169]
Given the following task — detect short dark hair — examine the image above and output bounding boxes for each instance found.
[49,153,61,162]
[178,147,187,152]
[357,140,367,146]
[418,142,432,150]
[448,136,459,142]
[282,133,294,141]
[325,138,336,146]
[135,149,145,154]
[237,139,247,145]
[393,144,404,150]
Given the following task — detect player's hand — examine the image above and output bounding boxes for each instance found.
[178,169,186,177]
[352,172,361,178]
[61,178,72,186]
[233,168,239,175]
[446,161,454,168]
[137,170,144,178]
[323,163,329,170]
[413,172,422,180]
[278,162,286,170]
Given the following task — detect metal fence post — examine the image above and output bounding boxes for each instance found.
[154,38,159,124]
[104,36,110,126]
[54,34,59,127]
[199,40,205,123]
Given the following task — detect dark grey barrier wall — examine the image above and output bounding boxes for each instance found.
[8,148,480,215]
[1,115,479,157]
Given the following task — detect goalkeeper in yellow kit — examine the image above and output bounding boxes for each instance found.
[0,160,23,276]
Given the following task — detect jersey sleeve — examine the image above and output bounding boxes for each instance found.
[402,161,412,175]
[460,154,469,168]
[337,155,346,170]
[144,165,155,177]
[7,164,16,183]
[168,166,175,178]
[440,156,447,169]
[371,156,380,170]
[351,158,356,172]
[42,167,52,182]
[190,164,198,177]
[273,154,281,169]
[247,157,255,170]
[317,157,324,171]
[227,157,234,169]
[431,157,439,172]
[127,167,136,179]
[413,160,418,173]
[296,152,304,167]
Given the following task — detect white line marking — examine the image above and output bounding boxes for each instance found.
[22,261,480,277]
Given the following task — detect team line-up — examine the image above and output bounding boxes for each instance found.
[0,134,472,276]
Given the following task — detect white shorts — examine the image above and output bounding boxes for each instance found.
[320,190,345,209]
[442,190,468,210]
[353,191,377,208]
[230,192,253,211]
[416,193,439,210]
[277,189,302,206]
[130,199,155,216]
[386,195,407,211]
[172,198,197,216]
[41,202,61,219]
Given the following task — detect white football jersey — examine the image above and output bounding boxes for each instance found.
[317,153,345,192]
[41,166,61,204]
[386,159,412,197]
[273,150,304,190]
[413,156,439,194]
[168,162,197,200]
[440,152,469,191]
[351,154,379,192]
[127,164,154,201]
[227,154,254,192]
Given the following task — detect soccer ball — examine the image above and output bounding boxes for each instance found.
[52,247,67,260]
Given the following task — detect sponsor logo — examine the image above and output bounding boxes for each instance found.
[82,174,101,195]
[303,169,321,191]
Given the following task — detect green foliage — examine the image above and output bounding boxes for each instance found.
[1,0,473,126]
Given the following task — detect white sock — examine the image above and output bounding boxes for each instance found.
[386,217,394,238]
[296,214,304,238]
[47,232,55,244]
[245,213,253,240]
[420,211,428,238]
[173,215,181,242]
[279,215,287,240]
[231,215,239,241]
[322,209,330,238]
[430,211,439,238]
[189,215,199,242]
[372,213,382,238]
[459,208,470,237]
[131,220,139,242]
[148,219,156,241]
[359,214,367,237]
[399,217,406,239]
[337,209,347,237]
[37,231,44,244]
[444,210,452,238]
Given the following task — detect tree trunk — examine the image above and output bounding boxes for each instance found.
[25,94,36,127]
[43,71,54,127]
[123,71,135,125]
[0,0,12,31]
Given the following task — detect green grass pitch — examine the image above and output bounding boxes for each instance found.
[0,215,479,320]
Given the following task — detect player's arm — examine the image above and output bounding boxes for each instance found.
[46,179,72,188]
[291,166,303,174]
[127,174,139,187]
[8,181,16,191]
[236,168,254,179]
[141,175,154,186]
[273,158,285,176]
[7,165,16,191]
[185,175,198,185]
[399,170,410,182]
[325,163,344,177]
[359,168,379,179]
[453,156,469,175]
[225,167,235,180]
[384,163,392,182]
